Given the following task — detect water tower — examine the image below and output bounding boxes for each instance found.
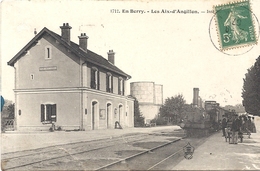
[130,82,163,123]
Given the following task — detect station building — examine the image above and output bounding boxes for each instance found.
[130,82,163,123]
[7,23,134,131]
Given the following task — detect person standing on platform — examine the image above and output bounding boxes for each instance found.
[243,116,251,138]
[222,115,227,137]
[231,114,239,144]
[238,116,243,130]
[251,117,256,133]
[248,116,253,132]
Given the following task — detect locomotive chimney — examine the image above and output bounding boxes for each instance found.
[193,88,199,107]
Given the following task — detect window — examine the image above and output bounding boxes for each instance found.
[30,74,34,80]
[47,48,50,58]
[91,67,99,90]
[118,78,124,95]
[45,46,52,59]
[106,73,113,93]
[41,104,56,123]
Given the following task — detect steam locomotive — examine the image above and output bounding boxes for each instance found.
[180,88,232,137]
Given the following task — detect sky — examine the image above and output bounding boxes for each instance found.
[1,0,259,107]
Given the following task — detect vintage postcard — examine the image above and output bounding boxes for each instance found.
[1,0,260,170]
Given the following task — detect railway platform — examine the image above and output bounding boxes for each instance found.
[172,116,260,170]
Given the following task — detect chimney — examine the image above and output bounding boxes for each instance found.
[78,33,89,52]
[60,23,72,44]
[193,88,199,107]
[108,50,115,64]
[34,28,37,36]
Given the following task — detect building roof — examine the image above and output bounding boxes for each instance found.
[7,27,131,79]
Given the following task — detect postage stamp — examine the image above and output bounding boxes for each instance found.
[214,0,257,51]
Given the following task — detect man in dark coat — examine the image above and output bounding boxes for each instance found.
[231,114,239,144]
[248,116,252,132]
[252,117,256,133]
[242,116,251,138]
[222,115,227,137]
[238,116,243,130]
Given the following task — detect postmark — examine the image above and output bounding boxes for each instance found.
[214,0,257,51]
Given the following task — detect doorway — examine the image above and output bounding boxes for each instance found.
[107,103,111,128]
[92,101,97,130]
[119,105,123,124]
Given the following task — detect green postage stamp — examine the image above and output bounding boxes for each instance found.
[214,0,257,51]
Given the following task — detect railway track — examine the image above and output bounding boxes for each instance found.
[2,132,144,159]
[95,137,183,170]
[1,134,148,160]
[2,129,189,170]
[98,136,208,170]
[2,133,150,170]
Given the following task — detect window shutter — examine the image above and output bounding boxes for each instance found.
[91,68,95,89]
[122,80,125,96]
[52,104,57,122]
[41,104,45,122]
[106,74,109,92]
[118,78,121,95]
[110,75,113,93]
[97,71,100,90]
[117,78,120,94]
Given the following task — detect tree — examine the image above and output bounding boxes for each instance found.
[6,103,15,118]
[1,99,15,119]
[223,104,245,113]
[133,98,145,127]
[159,94,186,124]
[242,55,260,116]
[1,99,15,132]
